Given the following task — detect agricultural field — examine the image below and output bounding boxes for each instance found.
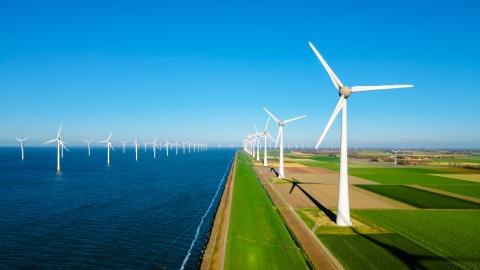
[264,150,480,269]
[225,152,309,270]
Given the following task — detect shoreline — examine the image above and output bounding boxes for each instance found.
[199,152,237,270]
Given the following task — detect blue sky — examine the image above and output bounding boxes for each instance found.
[1,0,479,148]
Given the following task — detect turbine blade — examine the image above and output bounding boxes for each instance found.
[351,84,414,92]
[275,128,281,147]
[15,137,21,141]
[98,140,107,143]
[315,96,345,148]
[267,132,275,142]
[107,131,113,141]
[264,117,270,131]
[263,107,281,124]
[43,139,57,144]
[284,115,306,124]
[308,41,343,90]
[57,124,63,138]
[60,142,69,151]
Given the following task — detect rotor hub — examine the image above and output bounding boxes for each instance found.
[339,86,352,98]
[280,122,285,126]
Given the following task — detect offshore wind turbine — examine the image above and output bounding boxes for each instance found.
[121,141,126,154]
[175,140,179,155]
[165,139,170,157]
[43,125,68,172]
[181,141,186,154]
[263,107,306,178]
[84,139,93,156]
[15,136,30,160]
[147,137,159,159]
[98,131,115,165]
[309,41,413,226]
[134,139,139,161]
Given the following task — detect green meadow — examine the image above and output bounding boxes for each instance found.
[297,208,480,270]
[225,152,309,270]
[356,185,480,209]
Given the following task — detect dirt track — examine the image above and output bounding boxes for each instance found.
[200,154,237,270]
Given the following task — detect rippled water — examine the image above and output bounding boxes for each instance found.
[0,147,234,269]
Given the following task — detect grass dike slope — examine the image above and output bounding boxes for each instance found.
[225,152,309,269]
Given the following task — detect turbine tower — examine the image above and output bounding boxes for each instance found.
[15,136,30,160]
[309,41,413,226]
[147,137,159,159]
[98,131,114,165]
[134,139,139,161]
[121,141,126,154]
[263,107,305,178]
[392,150,400,165]
[43,125,68,172]
[260,118,275,166]
[84,139,93,156]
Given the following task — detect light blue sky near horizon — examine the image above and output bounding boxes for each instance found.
[1,0,479,148]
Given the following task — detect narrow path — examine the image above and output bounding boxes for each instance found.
[254,163,341,270]
[200,153,237,270]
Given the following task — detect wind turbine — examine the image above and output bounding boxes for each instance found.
[165,139,171,157]
[263,107,305,178]
[175,140,179,155]
[181,141,186,154]
[15,136,30,160]
[121,141,126,154]
[147,137,159,159]
[260,118,275,166]
[309,41,413,226]
[392,150,400,165]
[84,139,93,156]
[134,139,139,161]
[98,131,114,165]
[43,125,68,172]
[254,126,261,161]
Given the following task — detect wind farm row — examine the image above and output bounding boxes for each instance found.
[244,41,414,226]
[15,125,208,172]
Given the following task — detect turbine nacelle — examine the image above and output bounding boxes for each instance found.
[339,86,352,98]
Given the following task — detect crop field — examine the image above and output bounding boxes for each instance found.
[225,152,308,270]
[355,210,480,270]
[423,184,480,199]
[297,208,479,270]
[356,185,480,209]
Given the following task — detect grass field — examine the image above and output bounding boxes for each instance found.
[356,185,480,209]
[355,210,480,270]
[423,184,480,199]
[225,152,309,270]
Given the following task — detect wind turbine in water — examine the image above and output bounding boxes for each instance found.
[309,41,413,226]
[121,141,126,154]
[263,107,306,179]
[85,139,93,157]
[134,139,139,161]
[15,136,30,160]
[147,137,159,159]
[98,131,115,165]
[43,125,68,172]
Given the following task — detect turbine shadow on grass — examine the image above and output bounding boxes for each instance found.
[351,228,452,270]
[287,180,337,223]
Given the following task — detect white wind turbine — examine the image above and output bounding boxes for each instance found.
[392,150,400,165]
[98,131,115,165]
[309,41,413,226]
[147,137,159,159]
[15,136,30,160]
[253,126,261,161]
[43,125,68,172]
[181,141,186,154]
[263,107,306,179]
[134,139,139,161]
[121,141,126,154]
[175,140,179,155]
[84,139,93,157]
[165,139,171,157]
[260,118,275,166]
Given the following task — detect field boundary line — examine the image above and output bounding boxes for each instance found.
[410,184,480,204]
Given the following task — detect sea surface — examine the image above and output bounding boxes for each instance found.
[0,147,235,269]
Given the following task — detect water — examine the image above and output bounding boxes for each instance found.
[0,147,235,269]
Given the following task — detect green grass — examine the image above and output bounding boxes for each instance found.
[319,233,459,270]
[225,152,309,270]
[296,209,459,269]
[356,185,480,209]
[354,210,480,270]
[424,185,480,199]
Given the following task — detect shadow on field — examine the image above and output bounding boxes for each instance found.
[288,180,337,223]
[352,228,450,270]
